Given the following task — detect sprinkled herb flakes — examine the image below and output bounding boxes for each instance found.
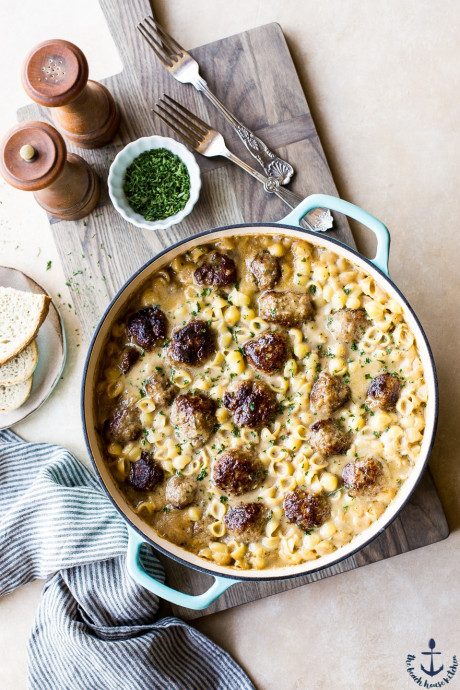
[123,148,191,221]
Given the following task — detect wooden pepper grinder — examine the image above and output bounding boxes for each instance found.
[22,39,120,148]
[0,121,100,220]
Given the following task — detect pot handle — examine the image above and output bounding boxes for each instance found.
[279,193,390,276]
[126,527,237,610]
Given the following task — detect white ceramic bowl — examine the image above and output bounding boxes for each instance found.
[108,135,201,230]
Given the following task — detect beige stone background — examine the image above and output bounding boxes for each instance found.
[0,0,459,688]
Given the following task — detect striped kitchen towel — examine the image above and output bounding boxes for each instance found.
[0,429,255,690]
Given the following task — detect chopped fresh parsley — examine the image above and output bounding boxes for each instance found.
[123,148,191,221]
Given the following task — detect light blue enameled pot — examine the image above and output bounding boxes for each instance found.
[82,194,438,611]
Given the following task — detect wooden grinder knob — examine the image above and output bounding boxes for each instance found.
[0,121,100,220]
[22,40,120,148]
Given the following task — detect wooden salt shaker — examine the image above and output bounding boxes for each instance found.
[0,121,100,220]
[22,39,120,148]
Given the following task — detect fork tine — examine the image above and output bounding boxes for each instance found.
[153,108,200,149]
[155,100,205,144]
[162,95,210,136]
[157,101,207,144]
[137,23,174,68]
[144,16,185,57]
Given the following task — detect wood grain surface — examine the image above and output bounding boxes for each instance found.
[16,0,448,620]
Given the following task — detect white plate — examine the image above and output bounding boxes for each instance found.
[0,266,66,429]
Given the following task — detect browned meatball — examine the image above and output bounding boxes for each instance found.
[224,503,266,541]
[119,347,140,374]
[106,403,142,444]
[143,372,177,406]
[258,290,313,327]
[310,371,350,415]
[250,251,281,290]
[309,419,351,456]
[366,373,401,412]
[165,474,197,508]
[328,308,368,343]
[213,450,263,495]
[126,307,167,350]
[194,251,237,286]
[167,320,216,366]
[283,489,330,530]
[342,457,384,495]
[224,380,278,429]
[171,392,216,446]
[243,331,288,373]
[151,512,212,550]
[129,452,164,491]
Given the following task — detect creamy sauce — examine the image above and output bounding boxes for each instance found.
[95,234,426,570]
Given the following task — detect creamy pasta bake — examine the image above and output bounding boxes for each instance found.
[95,233,427,570]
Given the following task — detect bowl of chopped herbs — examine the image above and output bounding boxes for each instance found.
[108,135,201,230]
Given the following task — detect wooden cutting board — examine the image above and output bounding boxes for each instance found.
[17,0,448,621]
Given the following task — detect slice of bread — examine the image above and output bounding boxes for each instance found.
[0,340,38,385]
[0,287,50,366]
[0,375,33,411]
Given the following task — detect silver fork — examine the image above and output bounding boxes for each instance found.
[137,15,294,186]
[154,95,333,231]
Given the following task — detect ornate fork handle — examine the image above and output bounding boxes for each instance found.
[196,77,294,186]
[224,149,332,231]
[272,182,333,231]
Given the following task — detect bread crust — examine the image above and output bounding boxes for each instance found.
[0,292,50,366]
[0,375,33,411]
[0,340,38,385]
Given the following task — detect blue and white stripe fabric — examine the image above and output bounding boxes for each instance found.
[0,430,254,690]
